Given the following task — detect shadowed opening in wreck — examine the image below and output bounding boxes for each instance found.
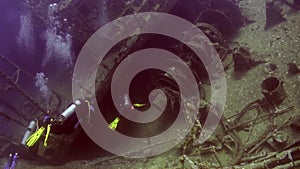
[95,33,208,138]
[99,68,180,138]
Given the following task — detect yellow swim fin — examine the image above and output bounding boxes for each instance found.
[26,127,45,147]
[133,103,146,108]
[43,124,51,147]
[108,117,120,130]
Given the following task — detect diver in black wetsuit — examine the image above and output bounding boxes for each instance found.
[21,99,92,154]
[42,111,80,135]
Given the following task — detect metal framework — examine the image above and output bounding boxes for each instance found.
[0,55,66,128]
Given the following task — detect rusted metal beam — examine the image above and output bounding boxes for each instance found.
[0,111,26,127]
[0,55,35,79]
[0,68,48,115]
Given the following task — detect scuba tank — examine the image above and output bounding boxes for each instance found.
[3,153,12,169]
[10,153,19,169]
[3,153,18,169]
[21,120,37,145]
[60,100,81,121]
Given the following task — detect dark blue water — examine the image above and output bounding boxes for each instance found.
[0,0,39,86]
[0,0,71,138]
[0,1,21,59]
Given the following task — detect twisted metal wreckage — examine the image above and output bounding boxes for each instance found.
[1,0,300,168]
[0,54,66,149]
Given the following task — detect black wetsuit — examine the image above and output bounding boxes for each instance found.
[50,112,79,135]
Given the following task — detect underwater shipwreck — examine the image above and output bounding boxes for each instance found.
[0,0,300,168]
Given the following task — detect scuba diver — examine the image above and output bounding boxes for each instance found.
[20,99,93,162]
[19,96,146,163]
[21,100,82,147]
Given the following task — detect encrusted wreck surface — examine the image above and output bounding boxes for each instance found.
[0,0,300,168]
